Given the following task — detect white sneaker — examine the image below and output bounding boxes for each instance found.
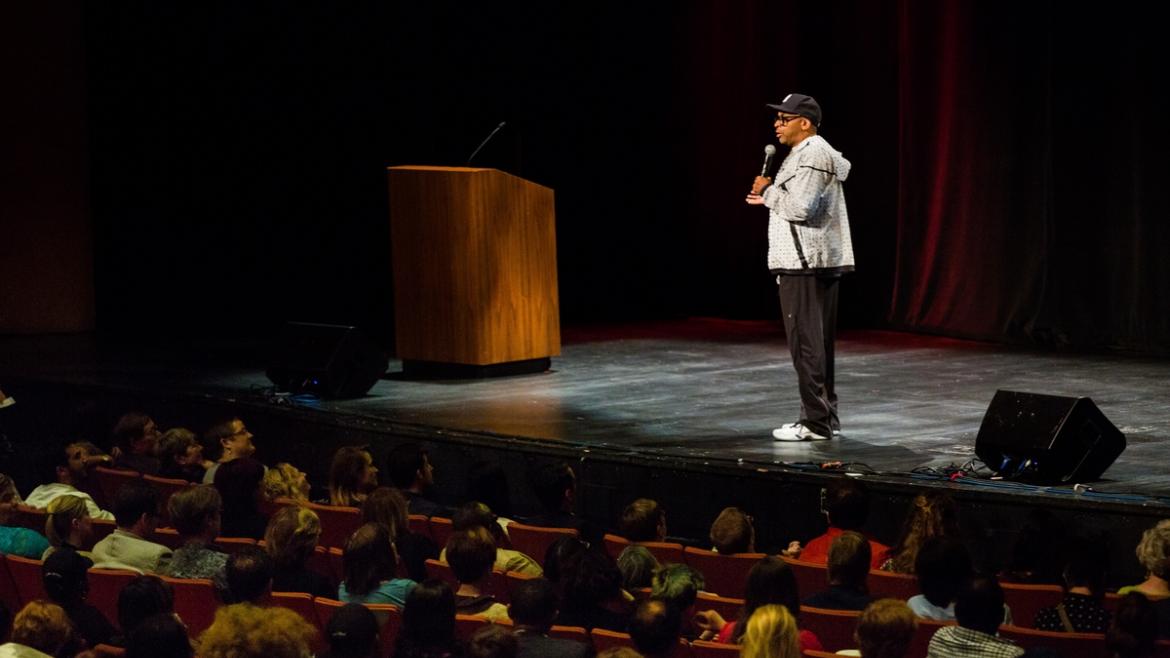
[772,422,830,442]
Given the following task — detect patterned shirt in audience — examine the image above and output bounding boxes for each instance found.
[927,626,1024,658]
[162,542,229,588]
[1033,593,1110,633]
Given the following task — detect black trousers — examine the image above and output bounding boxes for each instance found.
[777,275,839,436]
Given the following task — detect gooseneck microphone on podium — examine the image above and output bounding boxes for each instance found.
[466,121,507,165]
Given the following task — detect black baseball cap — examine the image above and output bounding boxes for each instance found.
[766,93,821,127]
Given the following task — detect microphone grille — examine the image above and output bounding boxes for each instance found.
[764,145,777,155]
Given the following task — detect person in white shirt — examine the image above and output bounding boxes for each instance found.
[23,441,115,521]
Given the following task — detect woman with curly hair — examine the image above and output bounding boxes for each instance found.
[198,604,318,658]
[1118,520,1170,599]
[262,462,312,503]
[265,505,334,598]
[879,492,960,574]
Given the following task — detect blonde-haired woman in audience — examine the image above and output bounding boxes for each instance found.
[879,492,959,573]
[1118,519,1170,599]
[262,462,312,503]
[198,603,318,658]
[264,505,335,598]
[42,493,94,560]
[329,445,378,507]
[740,604,802,658]
[361,485,438,582]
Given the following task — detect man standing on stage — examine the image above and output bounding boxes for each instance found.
[746,93,854,441]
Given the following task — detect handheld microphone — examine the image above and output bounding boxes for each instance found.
[466,121,507,165]
[760,144,777,177]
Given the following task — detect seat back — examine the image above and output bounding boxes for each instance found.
[782,556,831,598]
[0,555,22,612]
[87,568,139,625]
[455,613,513,640]
[271,591,325,654]
[425,559,510,602]
[683,547,765,599]
[1000,582,1065,628]
[998,624,1106,654]
[603,533,685,564]
[798,605,861,653]
[692,640,743,658]
[151,527,183,550]
[696,591,744,623]
[408,514,431,539]
[306,501,362,550]
[906,617,953,658]
[429,515,454,549]
[142,474,191,526]
[506,523,578,564]
[94,466,141,509]
[10,504,48,534]
[548,625,589,643]
[91,644,126,657]
[162,576,219,637]
[214,536,259,555]
[590,627,637,654]
[867,568,919,600]
[5,554,47,605]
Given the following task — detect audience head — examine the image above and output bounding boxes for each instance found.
[467,623,518,658]
[828,530,871,592]
[262,462,311,502]
[740,604,801,658]
[562,546,624,611]
[386,442,433,491]
[329,445,378,507]
[735,557,800,643]
[168,484,222,539]
[453,500,502,536]
[628,598,680,658]
[225,545,275,604]
[126,612,193,658]
[343,522,398,596]
[203,417,254,462]
[360,486,409,539]
[710,506,755,555]
[264,505,322,570]
[42,547,92,605]
[1062,536,1108,598]
[325,602,380,658]
[508,577,559,630]
[596,649,645,658]
[464,460,513,518]
[112,412,160,456]
[41,441,105,486]
[543,535,588,585]
[886,492,959,573]
[915,536,973,609]
[621,498,666,542]
[855,599,917,658]
[823,478,872,530]
[1135,519,1170,580]
[198,603,317,658]
[117,575,175,637]
[214,456,265,516]
[157,428,204,474]
[112,479,160,532]
[618,545,660,590]
[45,493,92,548]
[954,576,1006,636]
[1107,592,1158,658]
[651,563,705,614]
[9,600,75,658]
[400,579,457,647]
[446,526,497,584]
[530,462,576,514]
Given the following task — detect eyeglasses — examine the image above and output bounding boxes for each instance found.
[776,115,804,126]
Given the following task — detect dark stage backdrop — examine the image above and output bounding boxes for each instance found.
[79,1,1170,353]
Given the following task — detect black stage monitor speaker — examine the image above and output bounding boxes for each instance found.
[266,322,389,399]
[974,390,1125,484]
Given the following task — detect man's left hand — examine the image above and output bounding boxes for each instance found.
[745,193,765,206]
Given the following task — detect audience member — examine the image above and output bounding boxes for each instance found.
[329,445,378,507]
[213,456,268,539]
[447,526,509,621]
[618,545,660,590]
[508,577,591,658]
[740,604,802,658]
[115,575,174,646]
[198,603,317,658]
[265,505,335,598]
[543,535,588,587]
[201,417,256,485]
[161,484,229,588]
[125,612,193,658]
[855,599,917,658]
[224,545,275,604]
[111,412,162,475]
[880,492,959,574]
[394,579,461,658]
[42,547,118,647]
[157,427,211,483]
[467,624,519,658]
[629,599,683,658]
[361,486,438,582]
[597,650,644,658]
[339,522,416,606]
[1033,539,1111,632]
[0,473,50,558]
[24,441,115,520]
[709,507,755,555]
[386,442,448,517]
[556,545,632,631]
[322,602,379,658]
[798,479,889,569]
[651,563,705,639]
[1107,592,1159,658]
[464,459,516,525]
[0,600,78,658]
[908,537,973,621]
[42,493,94,559]
[91,479,172,573]
[527,461,601,544]
[1118,520,1170,599]
[802,531,873,611]
[620,498,667,542]
[262,462,312,502]
[926,576,1023,658]
[695,556,822,651]
[440,501,541,576]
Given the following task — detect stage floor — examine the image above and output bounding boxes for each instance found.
[3,318,1169,499]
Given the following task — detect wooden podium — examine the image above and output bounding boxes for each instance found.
[387,166,560,376]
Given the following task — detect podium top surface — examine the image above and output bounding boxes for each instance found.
[387,165,495,173]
